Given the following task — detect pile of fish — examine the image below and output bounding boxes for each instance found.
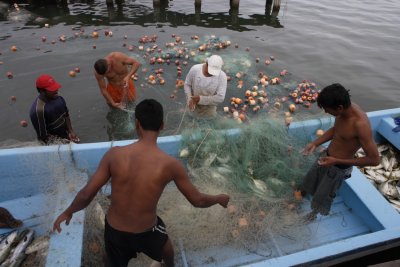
[358,143,400,212]
[0,229,49,267]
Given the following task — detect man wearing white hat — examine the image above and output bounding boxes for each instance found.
[184,55,227,118]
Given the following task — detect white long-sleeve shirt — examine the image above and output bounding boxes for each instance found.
[184,64,227,106]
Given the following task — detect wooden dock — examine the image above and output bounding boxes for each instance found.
[153,0,281,12]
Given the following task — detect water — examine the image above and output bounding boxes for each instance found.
[0,0,399,144]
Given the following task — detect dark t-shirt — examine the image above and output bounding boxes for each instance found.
[29,96,70,143]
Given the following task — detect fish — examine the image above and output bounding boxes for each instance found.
[378,181,399,200]
[203,153,217,167]
[365,169,387,184]
[364,164,383,170]
[382,156,390,171]
[0,229,34,267]
[0,230,18,264]
[378,144,389,153]
[0,207,23,229]
[253,179,268,193]
[179,148,189,158]
[25,235,49,255]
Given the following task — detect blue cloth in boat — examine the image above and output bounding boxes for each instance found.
[301,151,352,216]
[393,116,400,132]
[104,216,168,267]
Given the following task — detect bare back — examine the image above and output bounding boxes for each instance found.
[106,142,176,233]
[328,104,371,159]
[104,52,130,87]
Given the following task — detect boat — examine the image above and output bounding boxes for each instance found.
[0,107,399,267]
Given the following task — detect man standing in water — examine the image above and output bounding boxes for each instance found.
[53,99,230,267]
[30,74,80,144]
[300,83,380,221]
[184,54,227,118]
[94,52,141,109]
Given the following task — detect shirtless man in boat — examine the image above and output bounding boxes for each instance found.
[53,99,230,267]
[94,52,141,109]
[300,83,380,221]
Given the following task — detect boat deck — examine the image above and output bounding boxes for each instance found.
[178,195,372,267]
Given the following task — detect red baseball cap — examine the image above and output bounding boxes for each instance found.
[36,74,61,92]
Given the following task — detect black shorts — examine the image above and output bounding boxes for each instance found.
[104,216,168,267]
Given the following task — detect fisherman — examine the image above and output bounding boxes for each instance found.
[184,54,227,118]
[29,74,80,144]
[94,52,141,140]
[94,51,141,109]
[53,99,230,267]
[300,83,380,221]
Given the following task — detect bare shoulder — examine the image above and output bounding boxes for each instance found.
[351,105,372,134]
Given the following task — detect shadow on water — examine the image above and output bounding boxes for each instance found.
[1,0,283,31]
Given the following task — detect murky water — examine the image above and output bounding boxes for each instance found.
[0,0,399,144]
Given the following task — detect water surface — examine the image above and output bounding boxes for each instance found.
[0,0,399,143]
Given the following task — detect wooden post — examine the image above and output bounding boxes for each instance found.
[195,0,201,8]
[153,0,160,6]
[230,0,240,9]
[273,0,281,8]
[272,0,281,15]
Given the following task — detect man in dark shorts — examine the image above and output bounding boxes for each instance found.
[300,83,380,221]
[29,74,80,144]
[53,99,230,267]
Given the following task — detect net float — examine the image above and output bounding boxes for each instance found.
[10,45,17,52]
[92,31,99,38]
[69,70,76,77]
[41,36,47,42]
[231,229,240,238]
[10,95,16,102]
[20,120,28,127]
[74,67,80,73]
[294,190,303,201]
[238,217,248,227]
[316,129,325,137]
[227,205,237,214]
[92,44,96,49]
[6,71,13,79]
[289,104,296,113]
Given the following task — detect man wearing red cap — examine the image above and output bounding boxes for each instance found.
[29,74,80,144]
[184,55,227,118]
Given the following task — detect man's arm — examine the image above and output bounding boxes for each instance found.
[121,54,141,85]
[94,71,120,108]
[184,67,194,105]
[53,150,113,232]
[65,115,80,143]
[303,127,334,155]
[171,159,229,208]
[198,72,227,106]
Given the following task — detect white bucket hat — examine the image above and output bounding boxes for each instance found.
[207,55,223,76]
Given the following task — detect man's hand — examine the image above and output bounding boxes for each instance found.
[123,77,130,88]
[68,132,80,143]
[317,156,336,166]
[218,194,230,208]
[53,212,72,233]
[189,96,200,111]
[302,143,317,156]
[113,102,126,110]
